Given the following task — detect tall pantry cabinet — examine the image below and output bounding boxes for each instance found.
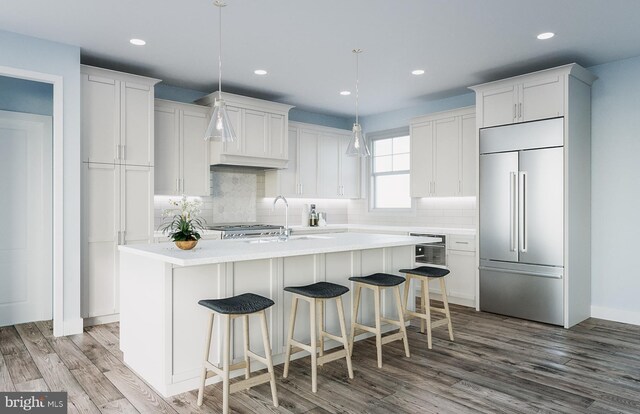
[81,65,160,323]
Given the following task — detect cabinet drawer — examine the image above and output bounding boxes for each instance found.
[448,235,476,252]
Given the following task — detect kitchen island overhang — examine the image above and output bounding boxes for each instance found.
[118,232,439,397]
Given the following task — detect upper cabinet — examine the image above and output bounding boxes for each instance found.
[265,122,361,199]
[410,107,476,198]
[471,64,596,129]
[154,100,210,196]
[81,65,160,165]
[196,92,293,169]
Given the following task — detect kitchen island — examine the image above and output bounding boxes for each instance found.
[118,232,438,397]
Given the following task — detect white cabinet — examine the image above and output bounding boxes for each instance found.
[410,107,475,198]
[154,100,210,196]
[196,92,293,169]
[445,235,476,308]
[82,162,153,319]
[471,67,579,128]
[265,122,360,199]
[81,65,159,166]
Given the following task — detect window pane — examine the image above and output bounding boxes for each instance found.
[374,138,392,156]
[373,155,392,173]
[393,153,410,171]
[393,136,410,154]
[375,174,411,209]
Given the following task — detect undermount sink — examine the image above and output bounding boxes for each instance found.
[245,235,333,244]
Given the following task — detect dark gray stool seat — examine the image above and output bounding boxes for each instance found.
[399,266,450,278]
[198,293,274,315]
[284,282,349,299]
[349,273,405,287]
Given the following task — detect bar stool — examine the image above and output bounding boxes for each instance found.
[196,293,278,414]
[283,282,353,393]
[400,266,454,349]
[348,273,410,368]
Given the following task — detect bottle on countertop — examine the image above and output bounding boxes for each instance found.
[309,204,318,227]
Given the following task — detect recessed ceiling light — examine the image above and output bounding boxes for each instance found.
[340,90,351,96]
[254,69,268,75]
[129,38,146,46]
[536,32,555,40]
[411,69,425,75]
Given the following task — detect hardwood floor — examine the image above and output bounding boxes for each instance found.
[1,304,639,413]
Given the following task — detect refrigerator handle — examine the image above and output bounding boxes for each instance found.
[510,172,518,252]
[519,171,528,252]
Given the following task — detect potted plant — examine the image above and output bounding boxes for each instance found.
[158,196,207,250]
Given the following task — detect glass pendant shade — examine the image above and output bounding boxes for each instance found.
[205,98,236,142]
[346,123,370,157]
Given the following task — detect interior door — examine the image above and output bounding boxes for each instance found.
[0,111,52,326]
[518,147,564,266]
[479,151,518,262]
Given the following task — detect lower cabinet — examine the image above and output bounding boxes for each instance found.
[82,162,153,320]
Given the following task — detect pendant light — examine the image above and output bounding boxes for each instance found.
[204,0,236,142]
[346,49,370,157]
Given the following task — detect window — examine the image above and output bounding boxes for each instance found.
[371,134,411,209]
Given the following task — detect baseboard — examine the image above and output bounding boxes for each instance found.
[591,306,640,326]
[63,317,84,336]
[84,313,120,327]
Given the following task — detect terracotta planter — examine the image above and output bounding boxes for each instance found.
[175,240,198,250]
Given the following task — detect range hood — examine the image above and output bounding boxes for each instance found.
[196,92,294,169]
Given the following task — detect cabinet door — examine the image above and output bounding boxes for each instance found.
[83,162,120,318]
[268,113,287,160]
[446,250,477,305]
[339,135,360,198]
[298,129,319,196]
[121,165,153,245]
[410,121,433,197]
[281,127,299,195]
[317,134,340,197]
[521,75,565,122]
[154,106,180,195]
[221,105,242,155]
[121,82,154,166]
[243,109,268,158]
[181,109,210,196]
[82,74,120,164]
[434,117,460,196]
[460,114,477,196]
[480,85,517,128]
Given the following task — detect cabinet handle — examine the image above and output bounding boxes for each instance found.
[458,180,462,195]
[115,144,120,161]
[121,230,126,245]
[181,178,184,193]
[518,102,522,119]
[121,145,126,161]
[513,104,516,120]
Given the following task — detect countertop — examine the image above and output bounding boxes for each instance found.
[289,224,476,236]
[120,232,440,267]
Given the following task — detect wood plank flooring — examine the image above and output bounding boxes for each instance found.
[1,304,639,413]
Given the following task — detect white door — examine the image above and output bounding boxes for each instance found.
[121,82,153,166]
[317,134,340,197]
[298,129,319,197]
[409,121,433,197]
[480,84,518,128]
[434,117,460,196]
[181,109,209,196]
[0,111,52,326]
[81,74,120,164]
[154,105,180,195]
[521,76,565,122]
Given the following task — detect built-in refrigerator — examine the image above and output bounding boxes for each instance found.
[479,117,565,325]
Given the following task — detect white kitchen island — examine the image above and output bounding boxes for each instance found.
[118,232,438,397]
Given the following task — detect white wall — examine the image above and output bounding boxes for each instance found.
[0,30,82,334]
[589,56,640,324]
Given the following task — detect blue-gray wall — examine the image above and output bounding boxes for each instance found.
[0,75,53,115]
[0,29,81,333]
[589,55,640,322]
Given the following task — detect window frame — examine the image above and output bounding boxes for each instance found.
[367,127,415,212]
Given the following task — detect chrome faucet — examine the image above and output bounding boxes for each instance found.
[273,195,289,240]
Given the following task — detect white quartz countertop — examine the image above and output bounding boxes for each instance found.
[120,232,439,267]
[289,224,476,236]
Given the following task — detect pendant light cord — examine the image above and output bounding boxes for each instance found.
[218,1,223,99]
[355,50,360,125]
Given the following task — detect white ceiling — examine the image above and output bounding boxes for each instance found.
[2,0,640,117]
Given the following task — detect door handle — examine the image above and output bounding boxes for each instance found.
[510,172,517,252]
[519,171,527,252]
[513,104,517,120]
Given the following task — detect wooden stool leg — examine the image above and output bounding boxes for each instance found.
[259,310,279,408]
[420,279,426,334]
[394,286,410,358]
[283,296,298,378]
[335,296,354,379]
[440,278,454,341]
[318,299,324,365]
[373,286,382,368]
[423,279,432,350]
[349,284,361,355]
[242,315,250,380]
[197,312,214,406]
[403,275,411,313]
[222,315,231,414]
[310,298,318,393]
